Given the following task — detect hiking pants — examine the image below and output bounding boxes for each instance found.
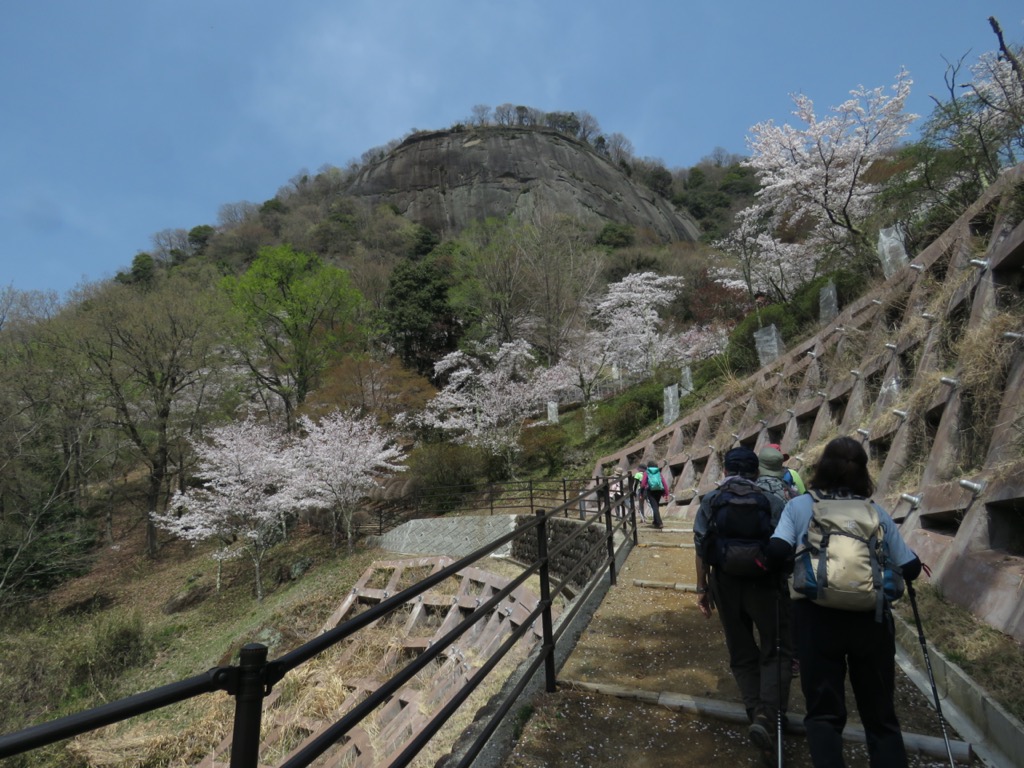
[710,570,792,723]
[792,599,908,768]
[644,489,664,527]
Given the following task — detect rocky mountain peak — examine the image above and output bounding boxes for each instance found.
[345,125,700,242]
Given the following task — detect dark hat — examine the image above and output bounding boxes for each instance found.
[724,447,759,476]
[767,442,790,461]
[646,460,658,469]
[758,447,786,478]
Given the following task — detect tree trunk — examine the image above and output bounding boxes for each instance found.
[145,472,162,557]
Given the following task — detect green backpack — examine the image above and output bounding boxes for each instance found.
[645,467,663,492]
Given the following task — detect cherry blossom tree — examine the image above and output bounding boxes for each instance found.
[292,410,405,549]
[713,206,818,303]
[594,272,686,377]
[926,21,1024,191]
[534,333,612,437]
[744,70,917,264]
[969,18,1024,171]
[154,418,302,600]
[675,323,731,364]
[420,339,553,477]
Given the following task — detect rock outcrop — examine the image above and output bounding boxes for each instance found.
[345,126,700,242]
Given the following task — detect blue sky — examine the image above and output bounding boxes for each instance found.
[2,1,1022,296]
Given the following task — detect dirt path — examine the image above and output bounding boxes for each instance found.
[501,518,972,767]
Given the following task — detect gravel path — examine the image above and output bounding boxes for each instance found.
[500,514,973,767]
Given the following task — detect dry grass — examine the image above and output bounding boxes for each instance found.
[894,583,1024,722]
[822,324,870,375]
[69,694,233,768]
[955,311,1021,394]
[751,381,780,419]
[924,265,976,322]
[953,311,1023,471]
[60,551,549,768]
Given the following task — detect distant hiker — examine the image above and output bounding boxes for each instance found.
[768,442,805,495]
[640,460,668,529]
[766,436,923,768]
[632,467,649,522]
[756,446,795,502]
[694,447,792,762]
[609,468,625,518]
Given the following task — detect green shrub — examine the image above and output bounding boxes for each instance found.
[520,424,570,475]
[598,380,662,440]
[405,442,489,513]
[722,270,868,376]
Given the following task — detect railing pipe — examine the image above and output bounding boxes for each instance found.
[229,644,268,768]
[273,516,544,677]
[2,478,611,768]
[0,668,226,759]
[280,547,545,768]
[395,604,542,768]
[535,508,557,692]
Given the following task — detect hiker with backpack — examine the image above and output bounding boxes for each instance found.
[609,468,626,518]
[640,460,669,529]
[765,436,923,768]
[694,447,792,764]
[631,467,649,523]
[757,446,798,502]
[768,442,806,495]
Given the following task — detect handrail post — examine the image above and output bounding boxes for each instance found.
[489,483,494,516]
[627,479,638,544]
[529,480,535,515]
[534,509,557,692]
[562,477,567,507]
[229,643,268,768]
[599,480,617,586]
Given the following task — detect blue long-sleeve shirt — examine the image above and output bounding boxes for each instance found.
[770,492,917,568]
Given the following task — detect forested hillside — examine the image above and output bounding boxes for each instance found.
[0,25,1021,758]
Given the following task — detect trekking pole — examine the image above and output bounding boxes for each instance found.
[906,581,955,767]
[775,579,784,768]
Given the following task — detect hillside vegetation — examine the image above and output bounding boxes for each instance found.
[1,15,1022,765]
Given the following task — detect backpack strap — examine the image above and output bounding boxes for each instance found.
[811,490,889,621]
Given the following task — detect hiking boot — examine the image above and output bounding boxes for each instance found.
[747,713,775,753]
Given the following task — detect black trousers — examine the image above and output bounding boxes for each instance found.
[644,489,664,527]
[792,599,908,768]
[711,571,792,723]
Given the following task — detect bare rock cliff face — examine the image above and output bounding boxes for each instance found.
[345,127,701,241]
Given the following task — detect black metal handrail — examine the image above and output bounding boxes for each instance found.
[0,477,638,768]
[362,477,596,535]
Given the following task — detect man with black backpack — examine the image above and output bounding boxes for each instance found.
[694,447,792,765]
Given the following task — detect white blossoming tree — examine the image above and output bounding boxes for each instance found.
[292,410,405,549]
[724,70,917,295]
[676,323,731,364]
[594,272,687,377]
[713,206,818,303]
[154,418,302,600]
[421,339,553,477]
[928,21,1024,190]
